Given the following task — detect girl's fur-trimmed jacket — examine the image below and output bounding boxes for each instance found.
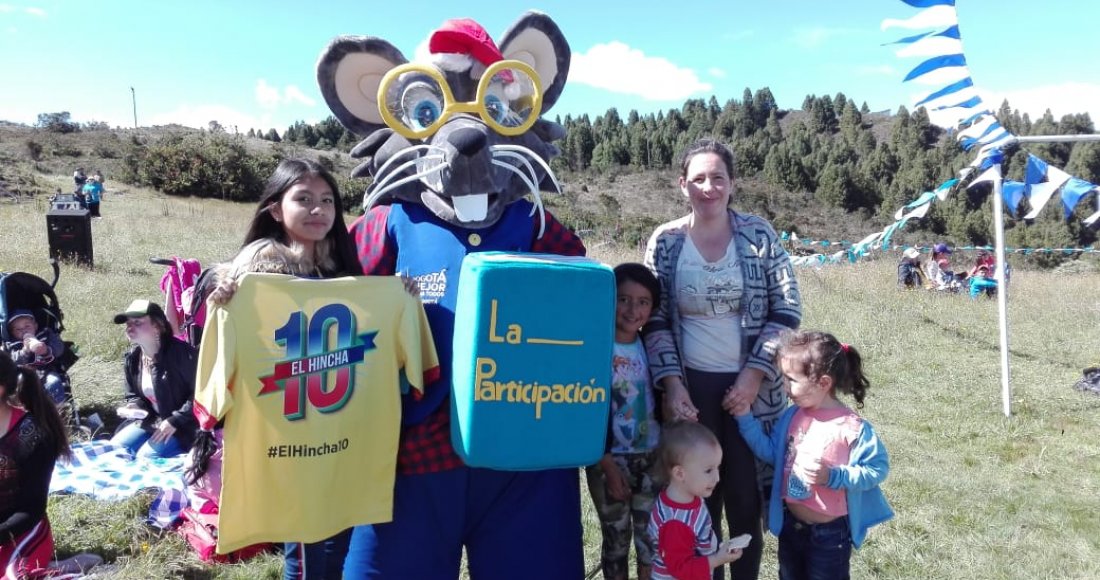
[208,239,340,304]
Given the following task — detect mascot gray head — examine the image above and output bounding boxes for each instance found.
[316,12,570,233]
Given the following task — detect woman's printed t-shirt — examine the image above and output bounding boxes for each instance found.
[783,406,862,517]
[609,338,659,454]
[676,235,743,372]
[193,273,439,553]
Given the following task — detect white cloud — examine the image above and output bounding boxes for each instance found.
[284,85,315,107]
[255,79,282,110]
[23,6,44,17]
[916,82,1100,129]
[708,67,727,79]
[791,27,852,49]
[256,79,316,110]
[570,41,712,101]
[986,82,1100,125]
[0,4,14,12]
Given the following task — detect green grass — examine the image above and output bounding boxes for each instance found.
[3,181,1100,579]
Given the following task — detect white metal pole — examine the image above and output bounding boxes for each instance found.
[990,164,1012,416]
[969,132,1100,417]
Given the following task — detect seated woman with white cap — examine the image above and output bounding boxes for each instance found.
[109,299,198,459]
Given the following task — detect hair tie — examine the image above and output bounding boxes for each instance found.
[840,343,850,353]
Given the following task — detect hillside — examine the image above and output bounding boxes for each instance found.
[3,100,1098,269]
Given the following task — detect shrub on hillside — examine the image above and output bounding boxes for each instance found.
[123,133,279,201]
[24,139,43,162]
[35,111,80,134]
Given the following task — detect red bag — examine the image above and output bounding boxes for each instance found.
[177,507,271,563]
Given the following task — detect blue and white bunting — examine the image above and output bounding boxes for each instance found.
[782,1,1100,270]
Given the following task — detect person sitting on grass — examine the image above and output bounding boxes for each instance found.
[922,243,960,292]
[0,355,71,577]
[109,300,198,460]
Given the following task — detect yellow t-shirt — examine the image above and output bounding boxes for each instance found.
[193,273,439,553]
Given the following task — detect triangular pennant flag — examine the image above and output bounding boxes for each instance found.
[916,76,974,107]
[882,5,958,31]
[957,115,997,140]
[903,54,968,82]
[886,24,960,47]
[979,133,1014,152]
[899,0,956,8]
[935,177,958,200]
[896,36,963,58]
[1060,179,1098,219]
[932,94,983,110]
[957,110,991,129]
[967,165,1001,188]
[894,191,937,219]
[1023,166,1072,219]
[1002,180,1026,216]
[1024,155,1049,188]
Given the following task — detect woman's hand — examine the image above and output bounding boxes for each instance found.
[662,377,699,422]
[149,420,177,444]
[722,368,765,415]
[600,455,631,502]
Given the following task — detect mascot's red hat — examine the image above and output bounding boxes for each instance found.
[428,18,504,66]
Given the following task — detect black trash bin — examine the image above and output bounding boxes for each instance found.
[46,195,93,267]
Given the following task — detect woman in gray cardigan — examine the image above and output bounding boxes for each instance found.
[643,139,801,580]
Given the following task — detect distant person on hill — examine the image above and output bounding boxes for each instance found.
[82,176,103,218]
[896,248,926,290]
[72,167,86,192]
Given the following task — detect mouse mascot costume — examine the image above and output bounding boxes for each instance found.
[317,12,586,579]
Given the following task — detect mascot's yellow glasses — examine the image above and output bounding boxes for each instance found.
[378,59,542,140]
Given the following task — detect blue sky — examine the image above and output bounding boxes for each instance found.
[2,0,1097,132]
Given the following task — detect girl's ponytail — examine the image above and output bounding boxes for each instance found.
[836,342,870,408]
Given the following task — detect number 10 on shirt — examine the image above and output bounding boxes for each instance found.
[260,303,378,421]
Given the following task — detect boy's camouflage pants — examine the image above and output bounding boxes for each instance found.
[585,451,658,579]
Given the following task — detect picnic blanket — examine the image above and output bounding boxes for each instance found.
[49,441,190,528]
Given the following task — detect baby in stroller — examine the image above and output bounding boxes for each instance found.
[0,269,80,424]
[5,309,66,404]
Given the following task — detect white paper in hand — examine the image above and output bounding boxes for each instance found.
[724,533,752,551]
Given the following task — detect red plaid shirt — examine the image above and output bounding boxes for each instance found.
[349,205,586,474]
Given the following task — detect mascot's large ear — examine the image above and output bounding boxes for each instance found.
[317,36,407,137]
[498,11,570,114]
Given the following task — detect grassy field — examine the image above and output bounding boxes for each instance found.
[2,180,1099,579]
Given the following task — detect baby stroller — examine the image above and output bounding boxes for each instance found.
[0,260,82,428]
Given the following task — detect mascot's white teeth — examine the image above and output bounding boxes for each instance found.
[452,193,489,222]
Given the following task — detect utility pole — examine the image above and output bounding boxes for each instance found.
[131,87,138,129]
